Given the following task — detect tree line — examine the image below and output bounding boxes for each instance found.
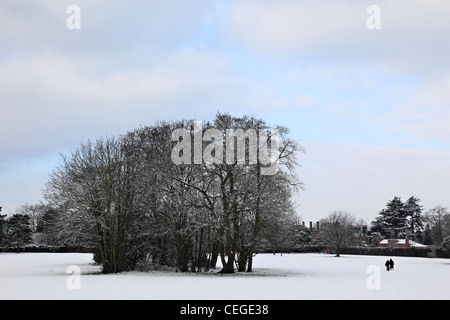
[0,207,33,252]
[6,196,449,261]
[370,196,450,246]
[314,196,450,257]
[13,113,302,274]
[4,115,450,268]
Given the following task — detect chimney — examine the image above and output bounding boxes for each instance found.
[302,221,305,226]
[316,221,320,232]
[309,221,313,231]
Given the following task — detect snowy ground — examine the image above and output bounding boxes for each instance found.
[0,252,449,300]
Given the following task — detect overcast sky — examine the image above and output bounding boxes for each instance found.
[1,0,450,224]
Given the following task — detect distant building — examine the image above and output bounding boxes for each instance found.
[377,238,428,248]
[355,224,369,245]
[300,221,320,240]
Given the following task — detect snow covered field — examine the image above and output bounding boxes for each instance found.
[0,252,448,300]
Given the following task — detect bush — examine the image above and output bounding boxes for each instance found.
[338,246,432,257]
[436,248,449,258]
[0,245,93,253]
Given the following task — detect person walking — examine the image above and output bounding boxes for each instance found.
[389,259,394,270]
[385,259,390,271]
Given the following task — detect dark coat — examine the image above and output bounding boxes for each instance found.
[389,259,394,269]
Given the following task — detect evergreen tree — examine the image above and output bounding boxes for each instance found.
[7,214,33,252]
[404,196,424,239]
[297,224,312,246]
[377,196,408,238]
[0,207,7,247]
[370,216,389,238]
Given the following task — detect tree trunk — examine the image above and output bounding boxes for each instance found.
[237,246,248,272]
[218,170,236,274]
[219,254,235,274]
[336,246,340,257]
[247,163,262,272]
[196,227,204,272]
[210,241,219,269]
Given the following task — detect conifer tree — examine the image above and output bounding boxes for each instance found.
[7,214,33,252]
[404,196,424,238]
[377,197,408,238]
[0,207,7,247]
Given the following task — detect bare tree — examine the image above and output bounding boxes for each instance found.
[127,120,217,272]
[45,136,139,273]
[316,211,357,257]
[424,206,450,245]
[195,114,302,273]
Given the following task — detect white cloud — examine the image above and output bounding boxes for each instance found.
[295,94,317,110]
[383,76,450,144]
[226,0,450,73]
[0,47,241,161]
[230,0,361,52]
[0,0,216,59]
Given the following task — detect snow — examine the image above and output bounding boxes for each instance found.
[378,239,428,247]
[0,252,449,300]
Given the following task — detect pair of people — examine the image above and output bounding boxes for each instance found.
[385,258,394,271]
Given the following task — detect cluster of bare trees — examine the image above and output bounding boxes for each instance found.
[315,211,357,257]
[43,113,302,273]
[423,206,450,246]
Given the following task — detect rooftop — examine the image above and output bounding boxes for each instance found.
[379,239,427,248]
